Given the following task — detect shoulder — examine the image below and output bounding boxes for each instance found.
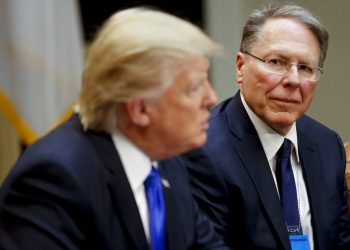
[210,97,234,118]
[297,115,345,169]
[297,115,342,144]
[158,156,189,183]
[2,115,113,195]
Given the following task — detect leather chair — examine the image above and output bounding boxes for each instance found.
[344,142,350,213]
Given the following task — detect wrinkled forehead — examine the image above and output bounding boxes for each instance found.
[251,18,321,62]
[257,18,319,45]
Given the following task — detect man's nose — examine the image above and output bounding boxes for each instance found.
[284,64,301,85]
[205,81,218,108]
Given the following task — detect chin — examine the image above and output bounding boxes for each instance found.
[270,113,297,126]
[191,135,207,149]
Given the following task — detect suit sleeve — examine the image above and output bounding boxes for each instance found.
[0,161,93,250]
[181,148,232,245]
[191,197,232,250]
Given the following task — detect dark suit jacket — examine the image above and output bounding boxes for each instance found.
[0,114,227,250]
[182,91,350,250]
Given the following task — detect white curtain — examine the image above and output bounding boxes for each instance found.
[0,0,84,145]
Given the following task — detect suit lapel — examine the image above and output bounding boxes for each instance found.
[87,128,149,250]
[297,128,325,250]
[235,136,291,249]
[226,94,291,249]
[158,168,187,250]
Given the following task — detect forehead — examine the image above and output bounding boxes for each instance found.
[175,57,209,80]
[163,56,209,91]
[252,18,320,62]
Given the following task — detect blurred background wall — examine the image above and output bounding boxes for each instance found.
[1,0,349,183]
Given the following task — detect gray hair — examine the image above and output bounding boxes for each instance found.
[79,7,222,131]
[240,3,329,67]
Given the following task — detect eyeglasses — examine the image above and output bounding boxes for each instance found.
[243,52,323,81]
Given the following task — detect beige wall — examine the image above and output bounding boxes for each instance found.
[205,0,350,142]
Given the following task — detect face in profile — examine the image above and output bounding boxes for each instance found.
[146,56,218,157]
[236,18,321,134]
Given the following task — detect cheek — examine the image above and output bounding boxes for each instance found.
[179,107,201,129]
[302,81,317,91]
[166,103,197,128]
[242,73,279,104]
[262,74,281,91]
[300,82,317,102]
[178,105,204,136]
[245,69,279,91]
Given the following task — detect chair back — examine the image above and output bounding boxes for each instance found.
[344,143,350,213]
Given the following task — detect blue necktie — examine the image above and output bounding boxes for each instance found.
[144,167,166,250]
[275,139,302,235]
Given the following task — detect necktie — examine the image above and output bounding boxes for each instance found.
[144,167,166,250]
[275,139,302,235]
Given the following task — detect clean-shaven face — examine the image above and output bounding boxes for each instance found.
[236,18,320,135]
[146,56,218,156]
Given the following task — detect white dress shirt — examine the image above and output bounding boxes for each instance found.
[111,131,152,242]
[241,94,314,250]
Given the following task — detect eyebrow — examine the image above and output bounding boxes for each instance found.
[265,51,317,66]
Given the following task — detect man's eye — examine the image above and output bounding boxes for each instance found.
[268,59,285,65]
[186,82,201,97]
[298,64,314,73]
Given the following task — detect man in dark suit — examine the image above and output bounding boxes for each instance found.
[182,4,350,250]
[0,7,228,250]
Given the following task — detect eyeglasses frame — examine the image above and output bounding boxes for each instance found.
[243,51,323,81]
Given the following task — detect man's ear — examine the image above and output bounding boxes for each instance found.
[125,99,150,127]
[236,52,245,84]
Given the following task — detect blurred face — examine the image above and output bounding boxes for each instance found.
[146,57,218,158]
[236,18,321,135]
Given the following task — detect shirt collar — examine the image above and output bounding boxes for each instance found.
[111,130,152,192]
[240,93,300,163]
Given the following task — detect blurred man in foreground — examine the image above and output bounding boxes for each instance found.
[0,7,228,250]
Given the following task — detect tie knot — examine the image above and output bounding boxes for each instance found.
[277,139,292,159]
[144,167,161,188]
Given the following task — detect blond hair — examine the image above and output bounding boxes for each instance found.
[79,7,222,131]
